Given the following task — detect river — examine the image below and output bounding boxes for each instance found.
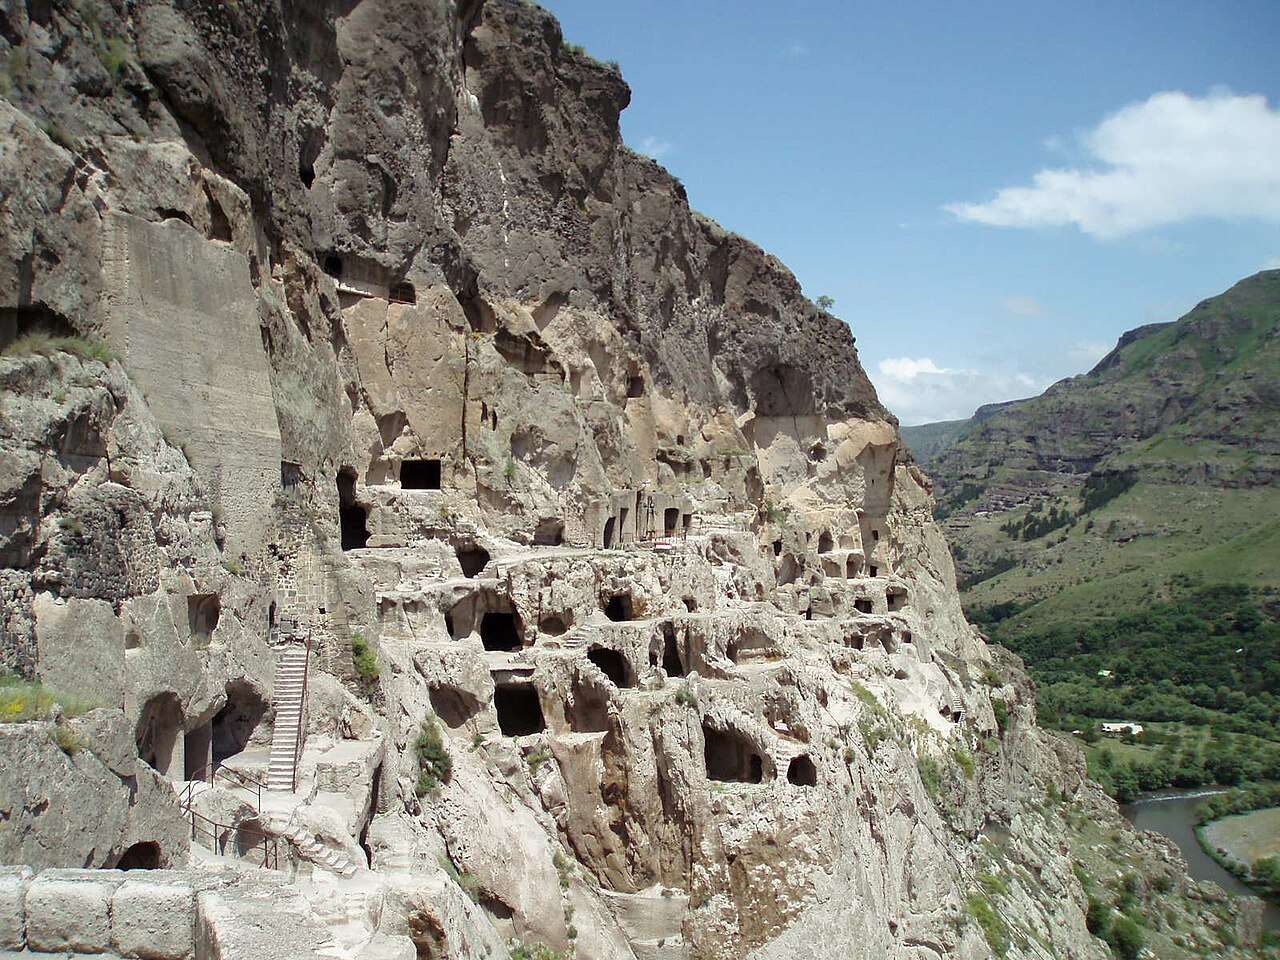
[1120,788,1280,931]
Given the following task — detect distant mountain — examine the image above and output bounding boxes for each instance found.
[902,398,1031,467]
[923,270,1280,638]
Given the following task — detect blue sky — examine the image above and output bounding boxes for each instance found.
[540,1,1280,424]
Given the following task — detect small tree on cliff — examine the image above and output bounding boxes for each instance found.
[815,295,835,312]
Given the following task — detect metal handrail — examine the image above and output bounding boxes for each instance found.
[183,805,280,870]
[292,631,314,793]
[183,762,266,811]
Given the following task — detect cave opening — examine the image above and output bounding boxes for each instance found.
[187,594,221,648]
[429,685,482,729]
[480,612,523,652]
[817,532,833,554]
[117,842,162,870]
[703,725,765,783]
[787,755,818,787]
[854,599,873,614]
[661,623,686,677]
[587,647,632,688]
[539,614,569,637]
[663,508,680,538]
[887,588,907,612]
[455,544,490,577]
[626,376,645,399]
[534,518,564,546]
[401,459,441,490]
[211,680,268,767]
[390,282,417,305]
[323,254,343,278]
[136,692,184,776]
[603,593,634,622]
[338,469,369,551]
[494,685,544,736]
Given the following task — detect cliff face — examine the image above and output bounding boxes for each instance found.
[0,3,1264,959]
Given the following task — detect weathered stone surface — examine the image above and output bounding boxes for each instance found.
[111,874,196,960]
[0,866,32,951]
[25,869,124,953]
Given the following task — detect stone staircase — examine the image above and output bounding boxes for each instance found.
[264,813,359,878]
[267,642,310,792]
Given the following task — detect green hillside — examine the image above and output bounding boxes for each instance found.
[919,270,1280,795]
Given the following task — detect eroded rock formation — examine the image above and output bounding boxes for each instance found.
[0,2,1264,959]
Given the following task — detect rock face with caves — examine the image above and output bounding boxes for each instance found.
[0,2,1265,959]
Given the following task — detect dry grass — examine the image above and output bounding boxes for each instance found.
[1,332,117,365]
[0,675,100,722]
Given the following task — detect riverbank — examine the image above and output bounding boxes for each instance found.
[1197,807,1280,904]
[1120,788,1280,933]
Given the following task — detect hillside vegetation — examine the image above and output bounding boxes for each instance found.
[909,271,1280,796]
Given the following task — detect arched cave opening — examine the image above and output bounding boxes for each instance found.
[626,375,645,399]
[494,685,544,737]
[116,842,162,870]
[603,593,634,622]
[187,594,220,648]
[234,818,268,858]
[703,725,765,784]
[212,680,269,767]
[539,613,570,637]
[787,755,818,787]
[455,544,490,578]
[587,647,632,688]
[136,692,184,776]
[602,516,617,549]
[854,599,873,614]
[887,588,907,612]
[323,254,343,278]
[817,531,833,554]
[749,363,816,417]
[846,557,860,578]
[663,508,680,537]
[338,469,369,551]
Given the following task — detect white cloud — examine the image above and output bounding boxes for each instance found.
[946,91,1280,238]
[1263,257,1280,270]
[637,136,672,160]
[873,356,1046,425]
[1001,295,1045,318]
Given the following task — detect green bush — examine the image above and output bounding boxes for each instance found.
[1107,915,1145,960]
[965,893,1010,957]
[955,749,975,779]
[1085,896,1112,938]
[414,719,452,797]
[978,871,1009,897]
[2,332,118,365]
[917,755,943,798]
[51,724,89,755]
[991,698,1010,732]
[350,633,380,685]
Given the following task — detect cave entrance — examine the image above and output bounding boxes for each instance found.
[480,612,523,652]
[603,593,634,622]
[338,469,369,551]
[846,557,860,578]
[429,685,482,729]
[187,594,220,648]
[587,647,632,688]
[703,725,765,783]
[534,519,564,546]
[661,623,686,677]
[183,723,212,780]
[539,614,569,637]
[602,516,617,549]
[787,755,818,787]
[117,842,162,870]
[887,588,907,612]
[401,459,441,490]
[817,532,833,554]
[854,599,873,614]
[455,544,490,578]
[868,564,879,578]
[494,685,544,736]
[663,508,680,538]
[211,680,269,767]
[390,282,417,305]
[136,692,184,777]
[568,678,611,733]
